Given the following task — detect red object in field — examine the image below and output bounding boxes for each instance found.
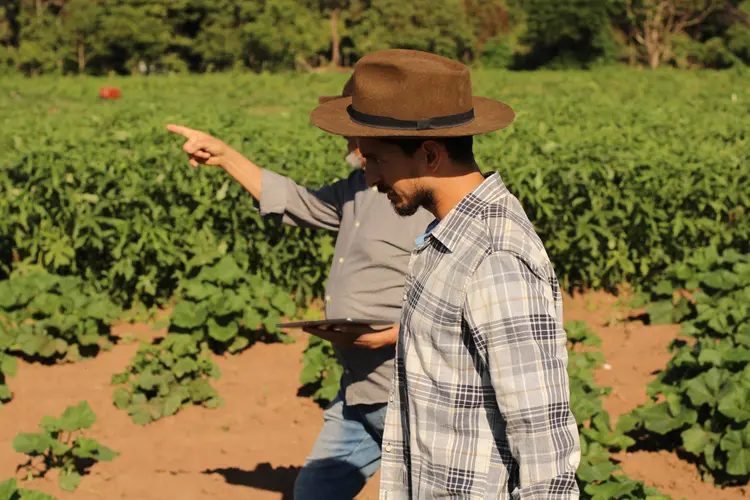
[99,87,121,100]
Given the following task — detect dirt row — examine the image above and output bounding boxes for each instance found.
[0,292,747,499]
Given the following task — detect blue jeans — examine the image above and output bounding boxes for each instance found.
[294,390,387,499]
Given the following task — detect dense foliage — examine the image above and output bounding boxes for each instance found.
[0,271,118,369]
[12,401,118,492]
[170,253,297,353]
[0,0,748,74]
[565,321,670,499]
[622,247,750,484]
[111,334,222,425]
[1,69,746,307]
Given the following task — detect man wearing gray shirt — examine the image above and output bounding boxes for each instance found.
[167,82,433,499]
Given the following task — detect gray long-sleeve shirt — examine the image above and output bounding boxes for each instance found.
[257,167,435,405]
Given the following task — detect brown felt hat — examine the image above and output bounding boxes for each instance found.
[318,76,355,104]
[310,49,515,138]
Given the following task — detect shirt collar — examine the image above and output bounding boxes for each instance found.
[427,172,509,253]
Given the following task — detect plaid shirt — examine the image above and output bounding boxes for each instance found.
[380,172,581,499]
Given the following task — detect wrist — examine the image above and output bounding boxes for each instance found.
[221,148,246,172]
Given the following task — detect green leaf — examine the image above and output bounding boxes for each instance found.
[653,280,675,297]
[681,425,718,455]
[170,301,208,330]
[0,384,12,402]
[270,290,296,317]
[58,401,97,431]
[83,297,117,321]
[130,407,153,426]
[718,386,750,421]
[685,368,724,407]
[163,392,184,417]
[12,432,54,455]
[242,308,262,330]
[228,335,250,354]
[203,397,222,409]
[173,357,198,378]
[113,388,131,409]
[188,379,217,403]
[183,282,220,301]
[577,457,618,482]
[0,355,17,377]
[50,439,71,457]
[200,255,243,285]
[720,427,750,476]
[72,437,118,461]
[111,372,129,385]
[39,416,61,433]
[697,347,724,366]
[584,475,640,500]
[207,317,238,343]
[136,371,159,391]
[615,412,641,435]
[646,300,675,325]
[638,403,692,435]
[213,290,247,317]
[0,478,18,499]
[262,311,281,333]
[58,471,82,492]
[725,346,750,364]
[18,331,44,356]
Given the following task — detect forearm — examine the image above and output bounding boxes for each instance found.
[222,149,263,200]
[303,325,398,349]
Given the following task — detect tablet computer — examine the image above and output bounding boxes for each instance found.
[277,318,394,329]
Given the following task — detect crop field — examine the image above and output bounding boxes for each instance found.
[0,68,748,499]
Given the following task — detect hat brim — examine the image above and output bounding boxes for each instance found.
[317,95,344,105]
[309,96,515,137]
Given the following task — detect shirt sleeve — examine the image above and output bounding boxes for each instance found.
[464,251,581,499]
[255,168,351,231]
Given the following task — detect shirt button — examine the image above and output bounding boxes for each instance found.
[385,444,392,452]
[325,295,331,302]
[338,257,344,263]
[355,221,360,227]
[389,394,394,402]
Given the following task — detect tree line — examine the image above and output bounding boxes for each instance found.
[0,0,748,76]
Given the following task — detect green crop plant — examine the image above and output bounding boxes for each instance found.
[0,271,118,364]
[622,248,750,484]
[12,401,118,493]
[111,334,221,425]
[169,254,297,354]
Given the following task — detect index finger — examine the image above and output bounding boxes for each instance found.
[166,123,198,138]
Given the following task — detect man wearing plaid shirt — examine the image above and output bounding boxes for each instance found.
[310,49,581,498]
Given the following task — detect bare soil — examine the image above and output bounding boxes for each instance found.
[0,291,747,499]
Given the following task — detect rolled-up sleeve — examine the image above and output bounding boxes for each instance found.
[464,251,581,499]
[256,168,348,231]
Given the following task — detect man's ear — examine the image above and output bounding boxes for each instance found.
[421,140,442,173]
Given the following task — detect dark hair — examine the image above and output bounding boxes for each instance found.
[382,136,475,166]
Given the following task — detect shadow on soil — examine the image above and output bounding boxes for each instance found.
[203,463,301,500]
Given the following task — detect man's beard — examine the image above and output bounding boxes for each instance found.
[345,151,363,169]
[391,186,435,217]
